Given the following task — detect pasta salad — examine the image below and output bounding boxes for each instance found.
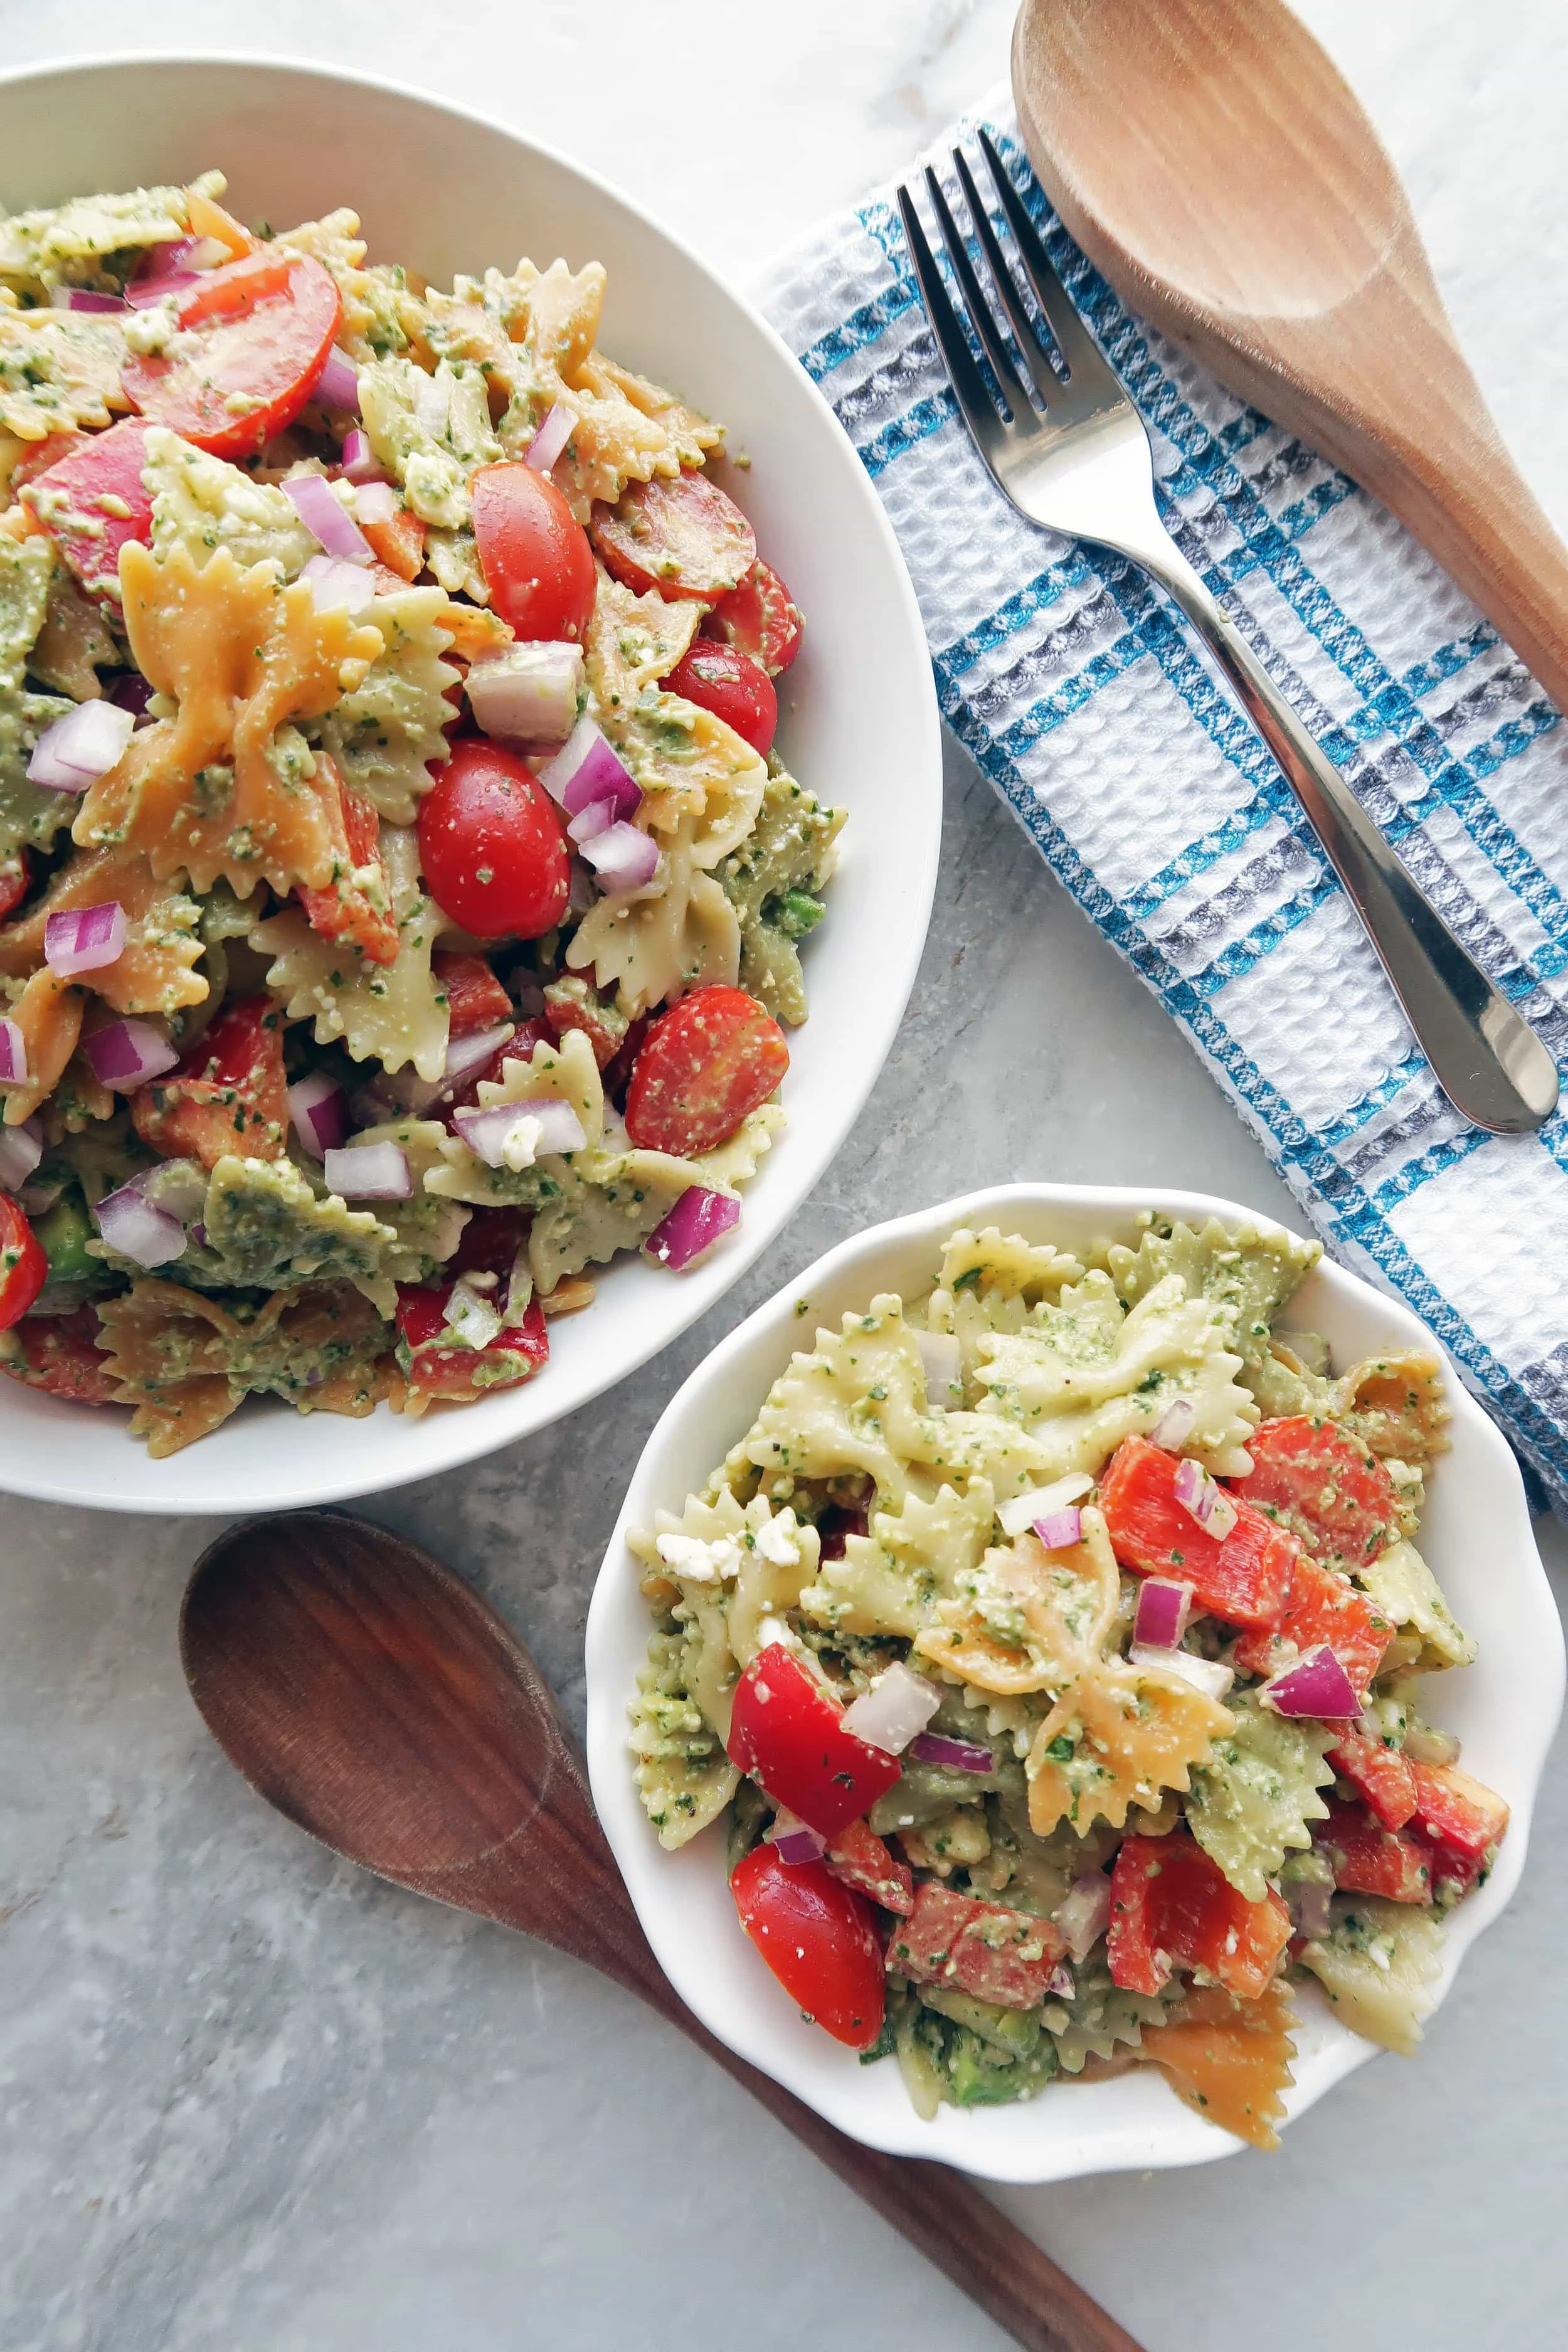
[0,173,840,1454]
[628,1215,1507,2148]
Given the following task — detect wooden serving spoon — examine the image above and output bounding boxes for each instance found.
[1012,0,1568,712]
[181,1513,1143,2352]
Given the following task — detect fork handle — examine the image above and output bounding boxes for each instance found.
[1130,538,1558,1133]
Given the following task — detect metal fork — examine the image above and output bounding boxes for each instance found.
[899,132,1559,1136]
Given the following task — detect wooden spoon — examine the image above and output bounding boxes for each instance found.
[180,1512,1143,2352]
[1012,0,1568,712]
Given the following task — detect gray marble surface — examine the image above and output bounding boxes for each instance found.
[3,6,1567,2349]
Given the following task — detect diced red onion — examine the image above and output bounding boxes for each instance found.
[284,474,373,564]
[538,715,640,819]
[766,1811,827,1866]
[126,274,194,309]
[339,428,386,485]
[452,1096,585,1168]
[302,554,376,616]
[134,233,198,281]
[324,1141,412,1200]
[287,1071,351,1158]
[580,820,659,891]
[1130,1643,1234,1701]
[0,1116,42,1190]
[1172,1454,1238,1540]
[916,1328,961,1407]
[527,1099,588,1156]
[1288,1877,1334,1942]
[1133,1577,1196,1650]
[439,1022,516,1094]
[50,287,128,313]
[524,401,573,472]
[644,1184,741,1271]
[95,1176,186,1269]
[566,795,618,847]
[1261,1644,1360,1721]
[840,1660,941,1754]
[907,1730,993,1773]
[996,1473,1092,1540]
[15,1179,62,1216]
[1045,1961,1075,2000]
[313,347,361,413]
[1054,1871,1112,1963]
[107,674,154,723]
[467,644,585,753]
[1032,1505,1083,1551]
[0,1019,28,1085]
[84,1018,179,1089]
[351,480,399,528]
[1150,1395,1196,1449]
[27,700,136,793]
[44,900,125,979]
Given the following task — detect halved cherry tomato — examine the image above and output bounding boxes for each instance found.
[0,852,28,923]
[1098,1435,1297,1630]
[130,997,288,1169]
[1108,1830,1291,1997]
[702,557,802,675]
[470,463,596,642]
[0,1301,116,1402]
[889,1883,1068,2009]
[23,418,156,595]
[591,470,756,602]
[433,951,512,1040]
[416,739,570,941]
[1315,1799,1432,1904]
[359,501,427,582]
[122,253,342,459]
[1234,1417,1401,1575]
[1327,1720,1417,1831]
[1232,1550,1392,1697]
[824,1818,914,1915]
[665,641,778,756]
[1406,1761,1508,1895]
[0,1197,48,1332]
[623,984,788,1158]
[297,758,399,967]
[726,1645,901,1838]
[395,1281,548,1402]
[731,1842,886,2051]
[542,979,628,1071]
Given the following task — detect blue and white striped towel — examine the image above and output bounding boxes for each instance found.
[756,100,1568,1513]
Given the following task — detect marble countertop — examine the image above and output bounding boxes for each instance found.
[3,6,1566,2349]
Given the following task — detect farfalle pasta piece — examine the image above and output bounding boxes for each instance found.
[939,1226,1088,1302]
[1331,1350,1451,1465]
[0,179,196,285]
[1044,1959,1173,2075]
[278,209,433,368]
[582,568,759,837]
[1355,1537,1476,1671]
[73,542,381,899]
[1186,1698,1336,1903]
[1295,1895,1446,2056]
[799,1480,996,1640]
[742,1296,937,1509]
[311,585,465,825]
[0,534,74,864]
[1,967,81,1126]
[628,1626,739,1851]
[1103,1213,1321,1372]
[0,845,205,1016]
[0,304,132,440]
[1025,1652,1234,1836]
[143,426,317,577]
[1136,1981,1297,2150]
[913,1512,1120,1695]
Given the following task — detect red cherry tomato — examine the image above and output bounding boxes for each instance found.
[726,1645,901,1838]
[416,740,570,941]
[470,463,596,642]
[591,471,756,601]
[0,1301,117,1403]
[1107,1830,1291,1998]
[130,997,289,1170]
[730,1843,886,2052]
[395,1283,548,1402]
[0,1196,48,1333]
[122,253,343,458]
[703,558,802,675]
[623,985,788,1157]
[22,418,156,595]
[665,641,778,756]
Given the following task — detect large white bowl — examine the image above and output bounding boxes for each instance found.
[0,54,941,1513]
[585,1182,1564,2184]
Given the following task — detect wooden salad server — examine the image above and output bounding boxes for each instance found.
[1012,0,1568,717]
[181,1513,1145,2352]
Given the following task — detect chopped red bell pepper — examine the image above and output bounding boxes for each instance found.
[1108,1829,1292,1998]
[1315,1798,1432,1904]
[433,950,512,1040]
[1098,1435,1296,1629]
[394,1280,548,1401]
[130,997,288,1168]
[1232,1550,1392,1697]
[726,1645,901,1839]
[731,1843,886,2051]
[1327,1719,1418,1830]
[887,1883,1067,2010]
[1406,1761,1509,1896]
[298,759,399,967]
[824,1818,913,1914]
[1235,1415,1402,1576]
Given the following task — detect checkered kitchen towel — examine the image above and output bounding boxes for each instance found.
[755,100,1568,1512]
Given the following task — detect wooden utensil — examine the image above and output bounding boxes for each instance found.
[1012,0,1568,714]
[180,1512,1143,2352]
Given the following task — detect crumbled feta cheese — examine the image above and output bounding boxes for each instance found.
[755,1510,802,1568]
[655,1532,741,1584]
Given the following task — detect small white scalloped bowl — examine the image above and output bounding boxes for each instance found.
[585,1182,1564,2184]
[0,53,941,1513]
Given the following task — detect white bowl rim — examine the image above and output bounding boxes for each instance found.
[0,50,943,1513]
[585,1179,1565,2183]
